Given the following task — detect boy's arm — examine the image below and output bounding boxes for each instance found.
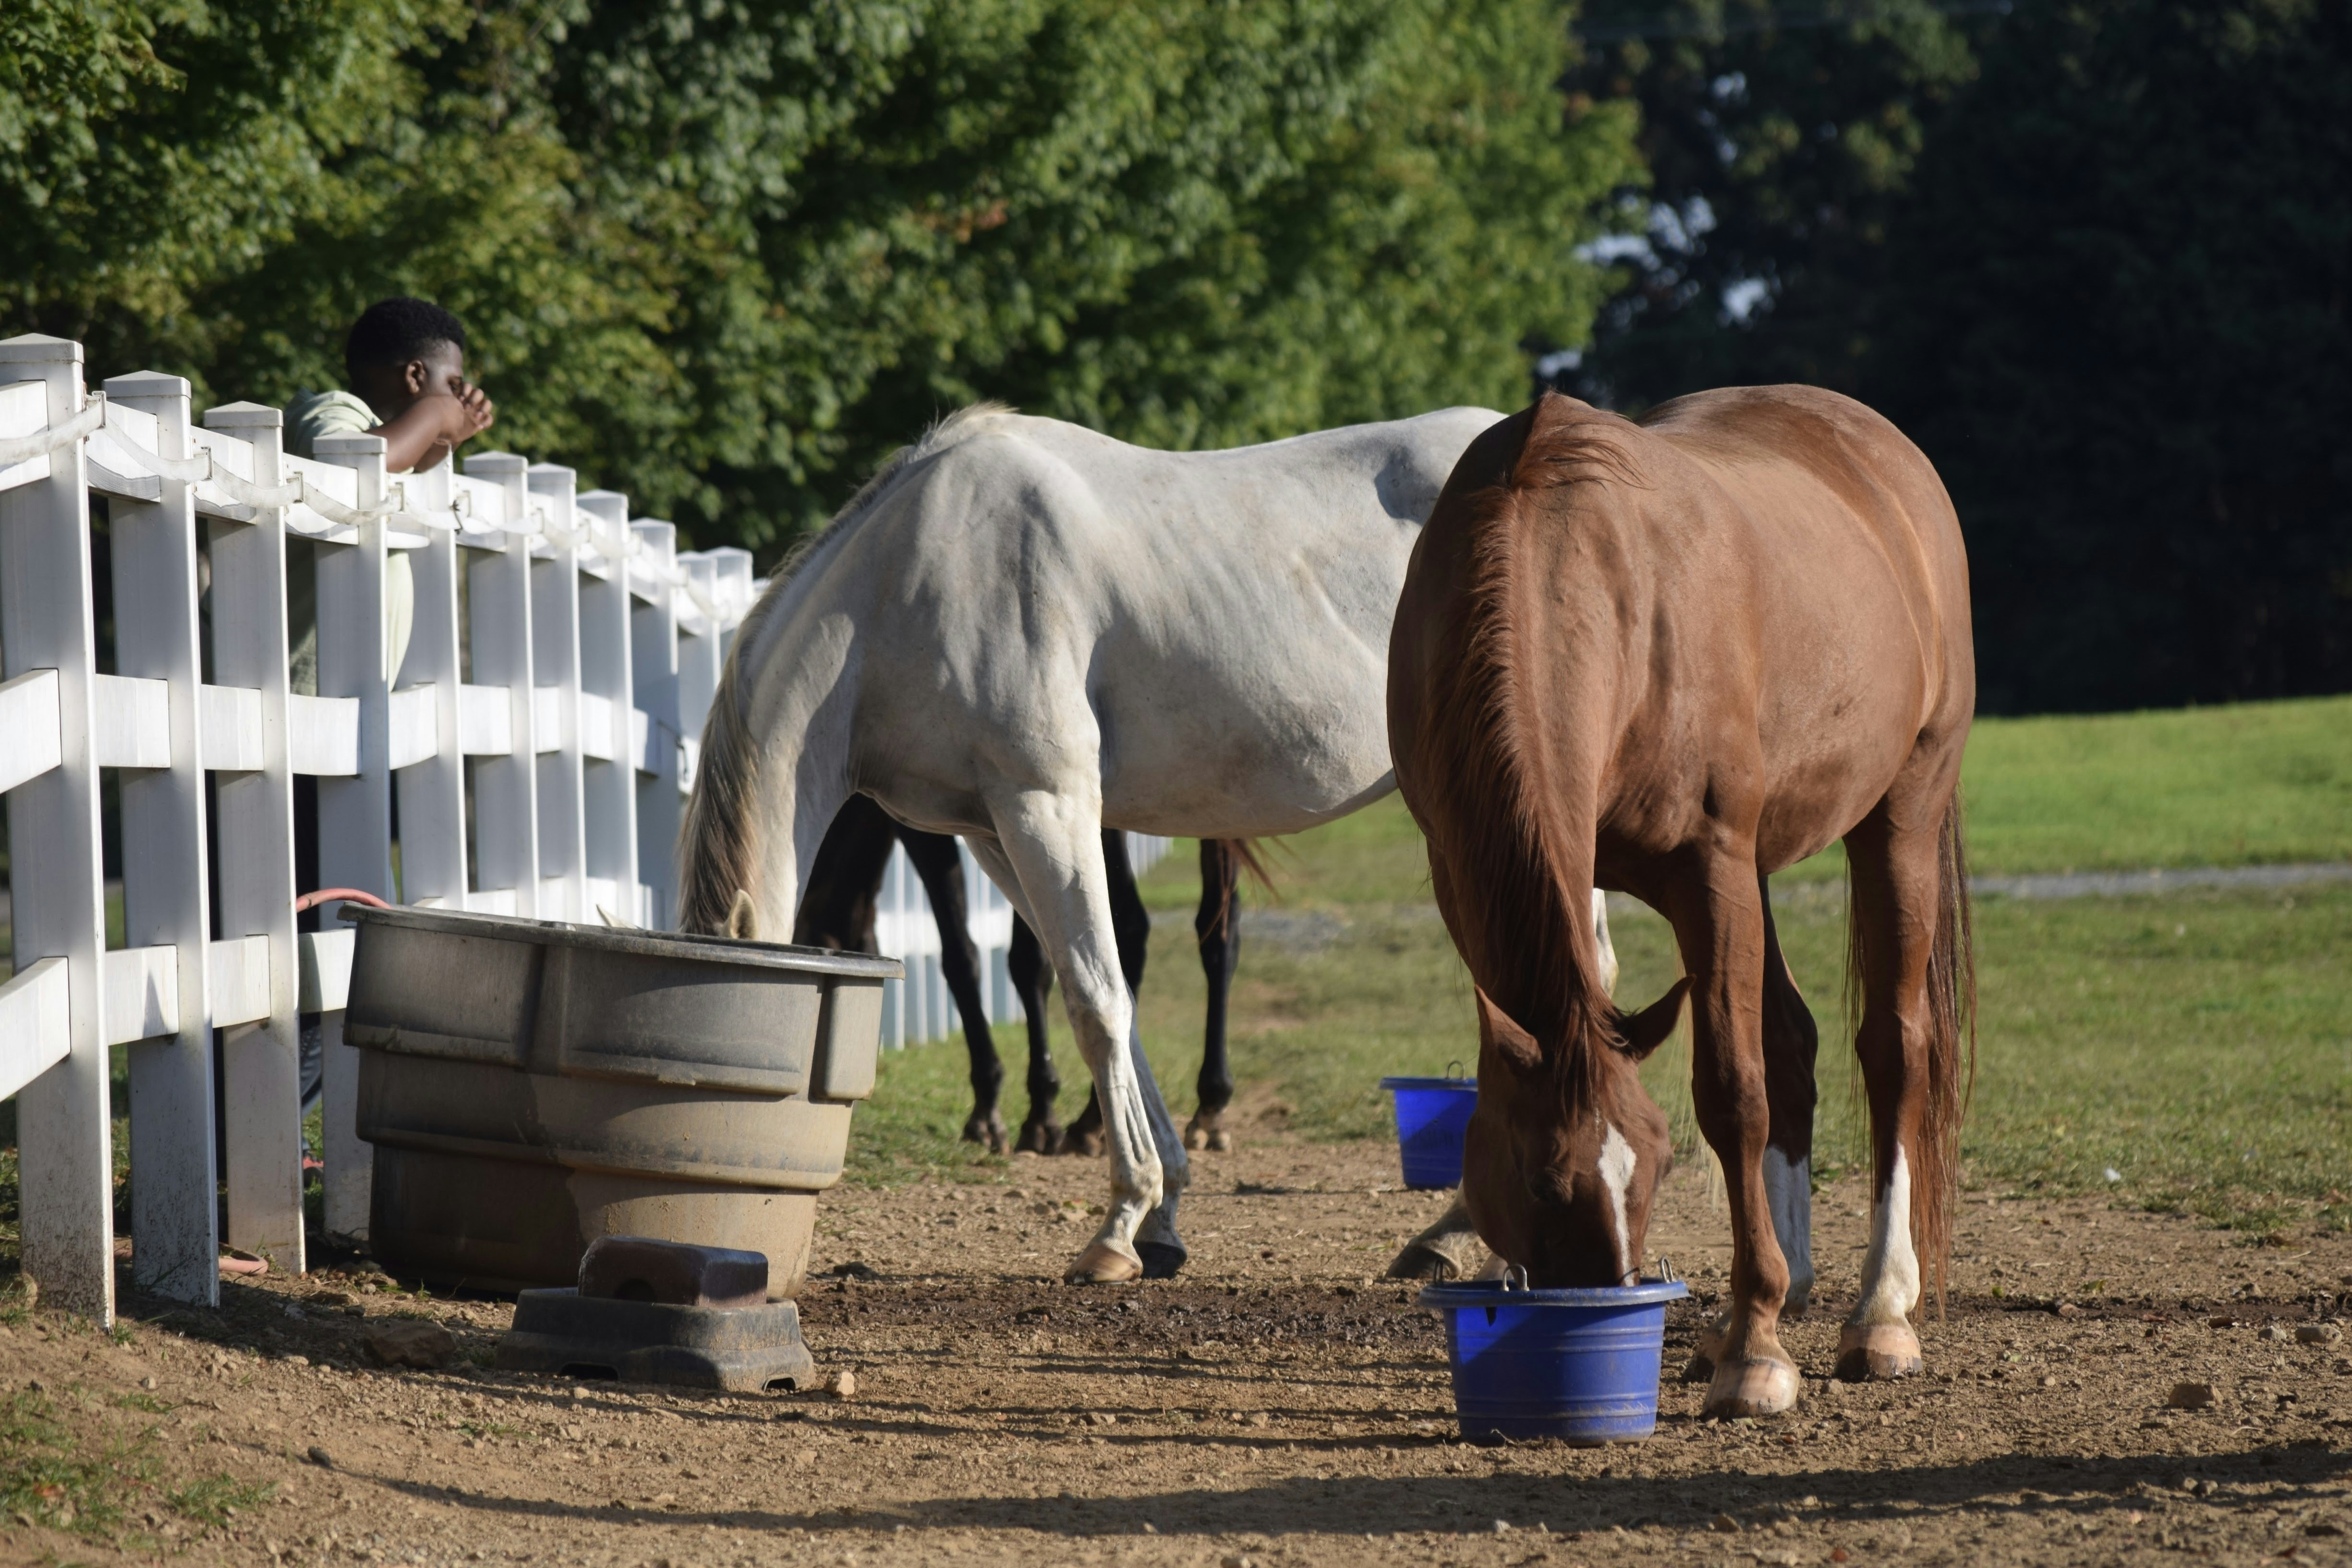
[375,384,496,474]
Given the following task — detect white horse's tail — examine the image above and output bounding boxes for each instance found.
[676,603,788,936]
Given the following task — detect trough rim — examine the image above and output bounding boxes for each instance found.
[337,902,904,980]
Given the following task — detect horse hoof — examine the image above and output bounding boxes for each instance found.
[1702,1357,1801,1418]
[1834,1322,1924,1382]
[1016,1120,1062,1156]
[961,1113,1009,1155]
[1206,1129,1233,1152]
[1055,1129,1105,1158]
[1383,1242,1467,1283]
[1065,1240,1143,1284]
[1183,1113,1234,1153]
[1137,1241,1188,1279]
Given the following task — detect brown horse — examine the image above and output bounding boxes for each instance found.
[1388,386,1974,1419]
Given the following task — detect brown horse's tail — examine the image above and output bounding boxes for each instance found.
[1860,790,1975,1315]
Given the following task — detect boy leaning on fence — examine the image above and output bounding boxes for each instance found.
[280,297,497,695]
[284,297,494,1108]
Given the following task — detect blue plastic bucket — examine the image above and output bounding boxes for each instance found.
[1419,1278,1689,1444]
[1380,1074,1477,1190]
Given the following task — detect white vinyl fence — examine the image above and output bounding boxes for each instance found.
[0,333,1153,1324]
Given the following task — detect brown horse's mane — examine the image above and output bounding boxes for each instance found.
[676,404,1013,935]
[1412,395,1651,1090]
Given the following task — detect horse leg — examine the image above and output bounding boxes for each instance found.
[1835,801,1949,1382]
[1185,839,1241,1153]
[1054,830,1148,1156]
[1758,879,1820,1317]
[988,793,1187,1284]
[900,828,1007,1154]
[1672,856,1801,1419]
[1006,916,1062,1154]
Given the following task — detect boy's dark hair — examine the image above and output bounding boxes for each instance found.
[343,297,467,380]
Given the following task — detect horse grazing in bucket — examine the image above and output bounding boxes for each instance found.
[794,795,1254,1156]
[676,401,1619,1285]
[1389,387,1974,1417]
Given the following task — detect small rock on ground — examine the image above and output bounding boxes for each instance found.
[363,1319,456,1370]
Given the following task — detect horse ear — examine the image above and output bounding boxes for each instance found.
[1474,988,1543,1078]
[1615,977,1690,1062]
[726,888,758,941]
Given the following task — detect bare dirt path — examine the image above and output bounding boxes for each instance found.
[4,1138,2348,1567]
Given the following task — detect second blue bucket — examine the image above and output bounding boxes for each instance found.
[1419,1278,1689,1444]
[1380,1074,1477,1190]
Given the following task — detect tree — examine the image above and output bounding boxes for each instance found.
[1555,0,1985,408]
[1,0,1641,556]
[1870,0,2352,712]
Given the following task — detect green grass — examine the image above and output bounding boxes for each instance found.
[849,694,2352,1234]
[0,1381,275,1546]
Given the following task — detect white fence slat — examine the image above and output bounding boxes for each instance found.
[0,378,50,493]
[297,929,354,1013]
[460,452,539,917]
[102,945,178,1045]
[528,464,587,921]
[0,666,62,791]
[0,336,115,1325]
[575,491,639,928]
[629,521,682,929]
[289,693,360,774]
[104,370,222,1303]
[208,934,273,1029]
[387,684,439,772]
[0,957,71,1102]
[393,457,468,912]
[90,673,171,768]
[309,430,394,1255]
[201,400,305,1281]
[457,682,511,754]
[199,683,266,771]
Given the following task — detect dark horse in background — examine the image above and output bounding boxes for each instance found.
[792,795,1250,1156]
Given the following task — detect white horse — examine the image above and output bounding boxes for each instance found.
[678,404,1619,1284]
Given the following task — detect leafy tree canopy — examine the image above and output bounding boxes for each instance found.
[1871,0,2352,712]
[1,0,1640,554]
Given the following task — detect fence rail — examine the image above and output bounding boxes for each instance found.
[0,334,1156,1324]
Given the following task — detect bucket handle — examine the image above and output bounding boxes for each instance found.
[1446,1058,1467,1082]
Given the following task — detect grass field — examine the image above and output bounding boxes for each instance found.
[850,695,2352,1238]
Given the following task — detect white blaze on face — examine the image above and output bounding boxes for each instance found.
[1854,1145,1920,1324]
[1597,1121,1637,1283]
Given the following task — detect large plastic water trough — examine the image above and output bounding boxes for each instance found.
[338,904,900,1296]
[1379,1074,1477,1189]
[1419,1278,1690,1444]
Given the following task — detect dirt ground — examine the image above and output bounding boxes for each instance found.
[5,1134,2350,1568]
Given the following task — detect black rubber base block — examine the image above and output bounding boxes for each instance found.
[495,1288,816,1393]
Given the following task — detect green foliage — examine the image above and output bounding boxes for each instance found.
[0,0,1639,555]
[1558,0,1985,404]
[1870,0,2352,712]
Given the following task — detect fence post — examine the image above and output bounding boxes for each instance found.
[629,521,680,929]
[396,458,467,909]
[311,430,393,1255]
[529,464,586,921]
[201,400,303,1284]
[104,371,220,1299]
[575,491,637,924]
[460,453,538,915]
[0,334,114,1322]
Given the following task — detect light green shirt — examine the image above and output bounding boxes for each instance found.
[284,389,378,461]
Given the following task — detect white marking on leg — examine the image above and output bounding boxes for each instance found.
[1851,1145,1919,1325]
[1761,1147,1814,1310]
[1598,1122,1637,1282]
[1590,889,1619,998]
